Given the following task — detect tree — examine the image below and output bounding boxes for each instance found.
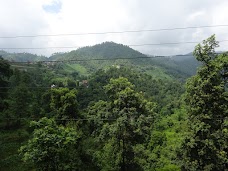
[20,117,82,171]
[0,57,11,111]
[6,83,31,127]
[3,68,36,128]
[181,35,228,171]
[87,77,156,171]
[50,88,79,123]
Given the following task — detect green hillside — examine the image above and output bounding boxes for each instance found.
[49,42,196,80]
[0,51,47,62]
[49,42,146,60]
[1,42,201,80]
[150,53,201,78]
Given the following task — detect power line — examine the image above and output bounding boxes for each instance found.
[8,53,225,64]
[7,55,181,64]
[1,39,228,50]
[1,24,228,39]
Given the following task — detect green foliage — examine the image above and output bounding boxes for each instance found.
[2,67,54,128]
[193,34,219,63]
[0,65,59,171]
[63,63,88,75]
[181,35,228,171]
[6,83,31,127]
[146,106,187,170]
[20,117,82,171]
[104,77,134,99]
[0,56,11,85]
[0,57,12,111]
[87,77,156,170]
[2,40,220,171]
[47,42,191,80]
[50,88,79,122]
[77,67,184,111]
[0,51,47,62]
[150,54,201,79]
[0,129,31,171]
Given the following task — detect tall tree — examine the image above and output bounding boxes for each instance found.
[87,77,156,171]
[181,35,228,171]
[3,69,33,128]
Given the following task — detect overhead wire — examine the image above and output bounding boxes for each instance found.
[1,40,228,50]
[0,25,227,121]
[7,55,187,64]
[7,52,225,64]
[0,24,228,38]
[0,52,224,91]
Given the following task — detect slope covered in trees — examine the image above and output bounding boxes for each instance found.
[0,36,227,171]
[150,53,201,79]
[48,42,200,80]
[0,57,186,171]
[180,35,228,170]
[0,51,47,62]
[2,42,201,80]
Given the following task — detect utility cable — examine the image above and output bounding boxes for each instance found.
[1,40,228,50]
[7,55,196,64]
[0,24,228,38]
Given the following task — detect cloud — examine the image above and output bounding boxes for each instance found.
[0,0,227,56]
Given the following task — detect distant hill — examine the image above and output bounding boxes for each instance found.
[49,42,146,60]
[1,42,204,80]
[0,51,47,62]
[49,42,151,71]
[150,53,201,78]
[48,42,174,79]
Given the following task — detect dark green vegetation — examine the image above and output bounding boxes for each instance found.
[180,35,228,171]
[0,35,227,171]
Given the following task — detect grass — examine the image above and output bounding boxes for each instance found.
[63,63,88,75]
[145,66,173,80]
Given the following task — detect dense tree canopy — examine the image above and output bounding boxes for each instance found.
[87,77,156,170]
[0,57,11,111]
[181,35,228,171]
[50,88,79,122]
[20,117,82,171]
[0,36,227,171]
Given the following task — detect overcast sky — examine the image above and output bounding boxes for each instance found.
[0,0,228,57]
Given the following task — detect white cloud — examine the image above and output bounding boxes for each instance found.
[0,0,227,56]
[188,11,206,21]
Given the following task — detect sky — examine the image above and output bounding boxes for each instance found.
[0,0,228,57]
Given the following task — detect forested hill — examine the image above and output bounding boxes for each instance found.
[0,50,47,62]
[49,42,147,60]
[150,52,201,77]
[1,42,200,79]
[48,42,200,79]
[48,42,158,77]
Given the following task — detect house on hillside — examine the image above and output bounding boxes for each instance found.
[79,80,89,87]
